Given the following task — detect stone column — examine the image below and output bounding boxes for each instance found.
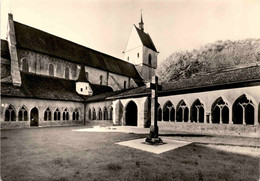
[254,106,258,126]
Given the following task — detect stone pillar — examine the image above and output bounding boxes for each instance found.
[219,108,223,124]
[229,109,232,124]
[242,107,246,125]
[254,106,258,126]
[7,13,21,87]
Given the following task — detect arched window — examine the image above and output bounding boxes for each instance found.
[191,99,204,123]
[48,64,54,76]
[212,97,229,124]
[157,106,162,121]
[98,108,102,120]
[73,109,80,121]
[63,108,69,121]
[54,108,61,121]
[100,75,103,85]
[124,81,127,89]
[22,58,29,72]
[127,57,129,61]
[104,107,108,120]
[148,54,152,65]
[137,53,139,58]
[88,108,92,120]
[109,107,113,120]
[44,108,52,121]
[65,67,70,79]
[233,95,255,125]
[5,105,16,121]
[163,101,174,121]
[176,100,189,122]
[93,108,96,120]
[18,106,28,121]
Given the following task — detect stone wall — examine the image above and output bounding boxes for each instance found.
[158,122,260,138]
[17,48,136,91]
[1,97,84,129]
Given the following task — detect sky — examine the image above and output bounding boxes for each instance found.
[1,0,260,64]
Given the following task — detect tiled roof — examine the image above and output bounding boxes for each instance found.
[1,39,10,59]
[134,25,157,52]
[161,65,260,92]
[105,65,260,99]
[1,72,113,102]
[107,86,150,100]
[13,21,144,86]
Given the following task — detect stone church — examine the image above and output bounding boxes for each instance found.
[1,14,260,137]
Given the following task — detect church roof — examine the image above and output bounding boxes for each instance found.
[134,25,157,52]
[13,21,144,86]
[1,39,10,60]
[1,72,113,102]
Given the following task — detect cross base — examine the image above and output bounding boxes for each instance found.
[145,125,163,145]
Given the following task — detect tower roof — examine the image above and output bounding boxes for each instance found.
[134,25,158,52]
[77,65,88,82]
[139,12,144,31]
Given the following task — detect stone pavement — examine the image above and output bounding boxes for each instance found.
[73,125,149,134]
[116,138,191,154]
[73,126,191,154]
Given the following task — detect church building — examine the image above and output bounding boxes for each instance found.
[1,14,260,137]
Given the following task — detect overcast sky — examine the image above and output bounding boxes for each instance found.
[1,0,260,64]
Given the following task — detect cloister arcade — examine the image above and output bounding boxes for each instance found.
[158,94,259,125]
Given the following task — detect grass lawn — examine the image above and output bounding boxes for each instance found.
[1,126,259,181]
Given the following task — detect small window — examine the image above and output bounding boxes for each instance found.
[137,53,139,58]
[86,86,88,90]
[127,57,129,61]
[18,106,28,121]
[54,108,61,121]
[65,67,70,79]
[5,105,16,121]
[80,88,83,92]
[73,109,79,121]
[124,81,127,89]
[44,108,52,121]
[100,75,103,85]
[63,108,69,121]
[48,64,54,76]
[148,54,152,65]
[22,58,29,72]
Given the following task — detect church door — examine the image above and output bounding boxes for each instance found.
[30,107,39,127]
[125,101,138,126]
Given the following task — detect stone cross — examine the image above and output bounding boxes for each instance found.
[145,76,163,144]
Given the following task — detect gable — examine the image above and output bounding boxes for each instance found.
[125,26,143,52]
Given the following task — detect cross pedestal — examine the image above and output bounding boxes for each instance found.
[145,76,163,144]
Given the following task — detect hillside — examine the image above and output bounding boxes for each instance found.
[156,39,260,82]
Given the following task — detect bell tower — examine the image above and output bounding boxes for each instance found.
[124,13,159,82]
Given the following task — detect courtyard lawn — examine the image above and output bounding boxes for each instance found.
[1,126,259,181]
